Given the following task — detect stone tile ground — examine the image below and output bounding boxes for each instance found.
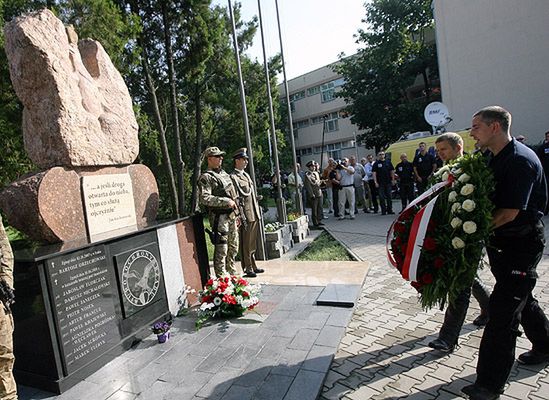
[320,210,549,399]
[17,207,549,399]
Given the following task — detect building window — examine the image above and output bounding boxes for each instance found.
[311,116,323,125]
[320,81,335,103]
[307,86,320,96]
[324,112,339,132]
[289,90,305,102]
[329,150,341,160]
[290,102,295,113]
[333,77,345,87]
[292,119,309,130]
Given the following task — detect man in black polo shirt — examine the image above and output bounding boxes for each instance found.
[394,153,415,212]
[413,141,436,194]
[462,106,549,400]
[372,151,395,215]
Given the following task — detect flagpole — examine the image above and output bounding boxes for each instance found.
[257,0,286,224]
[274,0,303,215]
[227,0,267,259]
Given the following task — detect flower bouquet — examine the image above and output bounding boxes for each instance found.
[388,153,494,309]
[151,320,172,343]
[196,276,260,329]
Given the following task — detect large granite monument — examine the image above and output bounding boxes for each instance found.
[0,9,209,393]
[0,8,156,243]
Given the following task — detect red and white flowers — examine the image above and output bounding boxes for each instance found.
[196,276,260,328]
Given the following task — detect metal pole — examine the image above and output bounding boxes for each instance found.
[320,115,328,172]
[257,0,286,224]
[227,0,267,259]
[353,131,359,159]
[274,0,303,216]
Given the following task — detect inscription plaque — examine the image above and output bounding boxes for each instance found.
[47,246,121,375]
[82,173,138,242]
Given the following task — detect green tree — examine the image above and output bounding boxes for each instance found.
[336,0,440,151]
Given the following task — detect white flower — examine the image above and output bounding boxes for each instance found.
[463,221,477,234]
[460,184,475,196]
[200,302,215,311]
[450,217,462,228]
[452,237,465,249]
[448,191,458,203]
[442,172,449,181]
[462,199,476,212]
[451,202,461,214]
[213,297,222,306]
[452,167,462,175]
[435,165,450,177]
[458,173,471,183]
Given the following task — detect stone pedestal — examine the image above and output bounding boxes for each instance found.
[0,164,158,243]
[265,224,294,259]
[288,215,310,243]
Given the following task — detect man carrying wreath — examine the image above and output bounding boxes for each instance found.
[462,106,549,400]
[427,133,491,354]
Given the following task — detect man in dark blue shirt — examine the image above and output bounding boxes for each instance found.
[372,151,395,215]
[394,153,415,212]
[413,142,436,194]
[462,106,549,400]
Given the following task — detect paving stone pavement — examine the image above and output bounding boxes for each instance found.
[320,205,549,400]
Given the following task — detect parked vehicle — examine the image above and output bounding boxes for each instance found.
[385,130,476,165]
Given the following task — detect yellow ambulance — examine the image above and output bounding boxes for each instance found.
[385,130,476,165]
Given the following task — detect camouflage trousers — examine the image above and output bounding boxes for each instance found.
[209,213,239,277]
[0,305,16,400]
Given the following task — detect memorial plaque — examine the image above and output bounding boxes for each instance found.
[114,242,165,319]
[82,173,138,242]
[47,246,121,375]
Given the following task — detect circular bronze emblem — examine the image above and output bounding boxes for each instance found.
[122,249,160,307]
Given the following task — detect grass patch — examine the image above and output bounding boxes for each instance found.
[295,231,354,261]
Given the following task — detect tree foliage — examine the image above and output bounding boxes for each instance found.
[0,0,284,219]
[336,0,440,151]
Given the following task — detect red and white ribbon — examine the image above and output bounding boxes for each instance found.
[402,195,439,282]
[386,180,451,282]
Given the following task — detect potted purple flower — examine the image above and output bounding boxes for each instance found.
[151,320,172,343]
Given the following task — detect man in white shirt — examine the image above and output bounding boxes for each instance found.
[336,158,356,220]
[350,156,368,213]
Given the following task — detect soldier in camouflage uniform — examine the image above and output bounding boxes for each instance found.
[0,214,17,400]
[198,147,239,277]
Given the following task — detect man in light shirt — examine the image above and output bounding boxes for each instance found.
[336,158,356,220]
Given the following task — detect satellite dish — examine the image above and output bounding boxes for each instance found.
[424,102,450,127]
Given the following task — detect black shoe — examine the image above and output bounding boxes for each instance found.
[363,209,371,213]
[244,271,257,278]
[381,212,387,215]
[517,349,549,365]
[461,384,500,400]
[388,211,395,215]
[318,222,325,226]
[428,338,454,353]
[254,268,265,274]
[473,313,489,327]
